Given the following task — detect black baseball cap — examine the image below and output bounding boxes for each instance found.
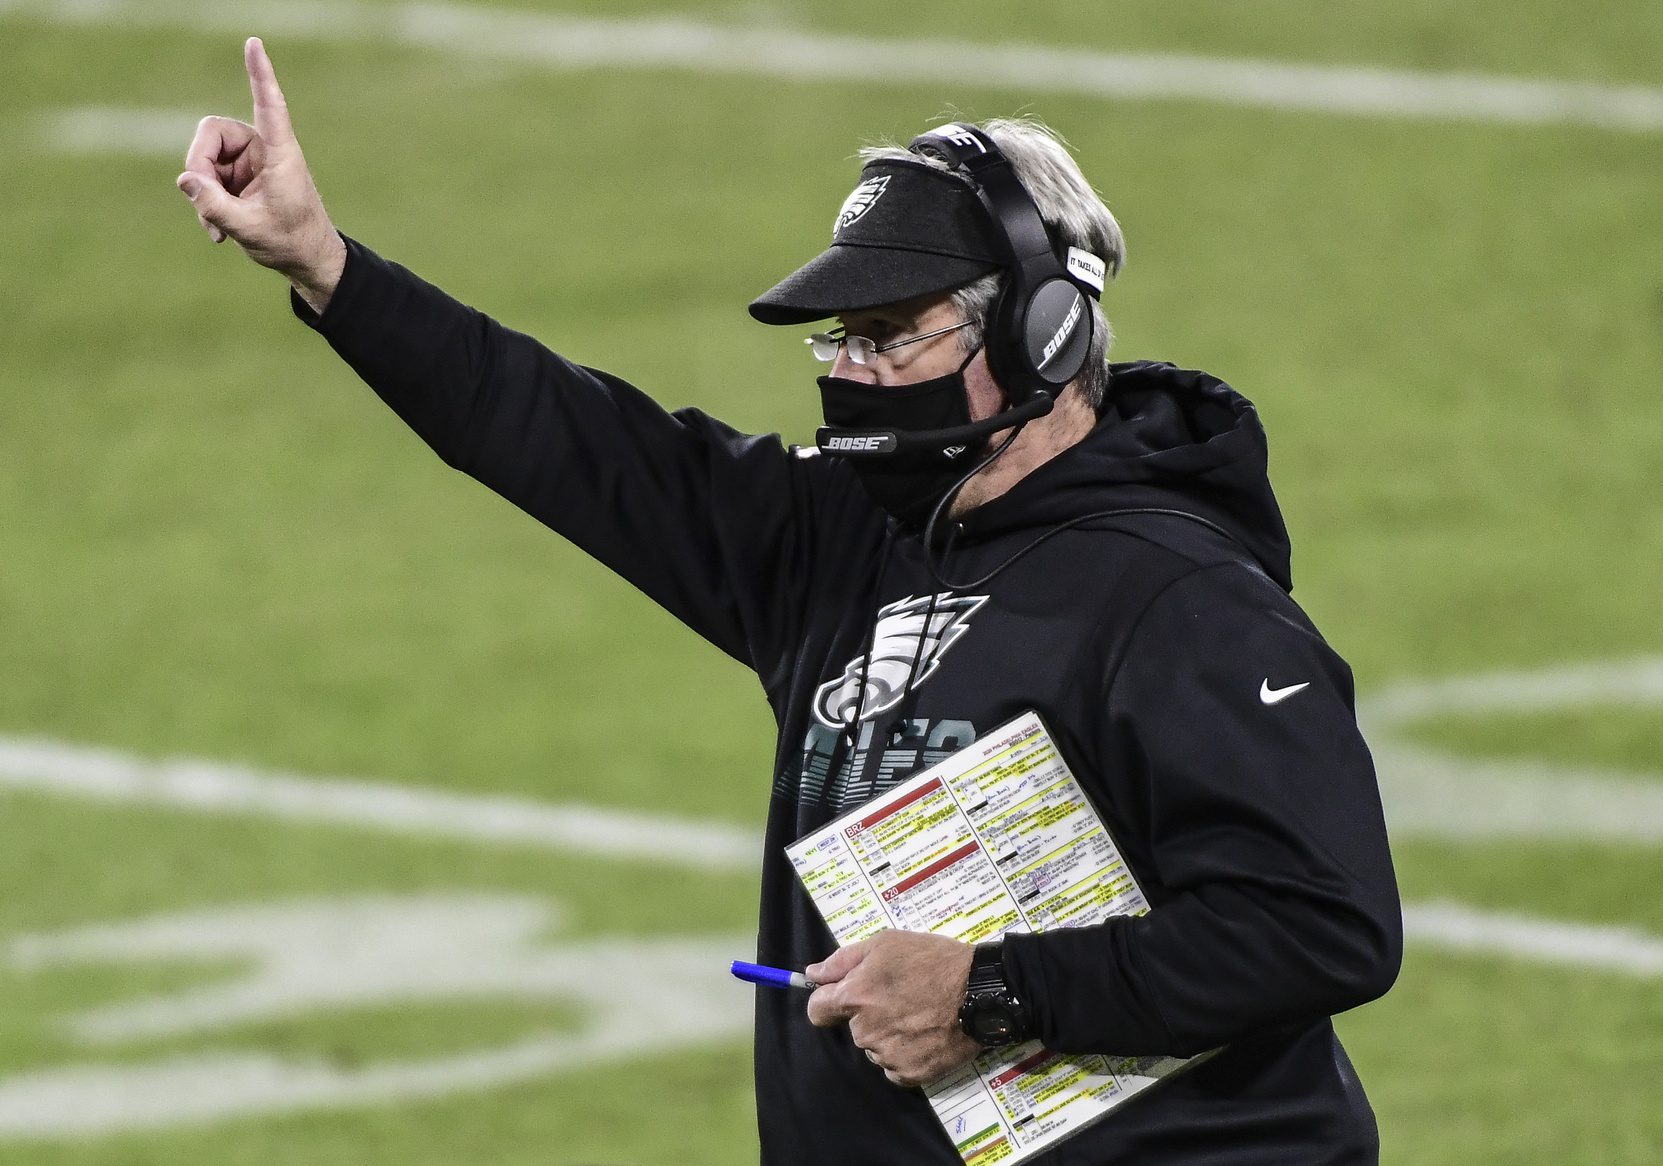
[748,158,1005,326]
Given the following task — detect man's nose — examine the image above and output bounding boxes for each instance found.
[830,345,878,383]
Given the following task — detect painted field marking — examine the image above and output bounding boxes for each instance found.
[2,0,1661,134]
[1,894,752,1137]
[5,891,1659,1138]
[1,655,1660,1138]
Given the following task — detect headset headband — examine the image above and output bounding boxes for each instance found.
[906,123,1099,401]
[908,125,1057,291]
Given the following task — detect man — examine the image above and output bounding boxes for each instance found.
[179,38,1401,1164]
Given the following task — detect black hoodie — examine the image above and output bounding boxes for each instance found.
[297,239,1403,1165]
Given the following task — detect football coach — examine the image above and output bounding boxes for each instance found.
[179,38,1402,1165]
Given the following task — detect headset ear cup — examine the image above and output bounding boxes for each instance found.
[1023,279,1094,388]
[982,277,1035,404]
[985,278,1094,401]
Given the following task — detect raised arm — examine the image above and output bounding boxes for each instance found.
[174,40,853,679]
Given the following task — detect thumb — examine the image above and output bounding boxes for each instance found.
[177,171,251,240]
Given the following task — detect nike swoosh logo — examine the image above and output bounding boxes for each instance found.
[1260,679,1311,705]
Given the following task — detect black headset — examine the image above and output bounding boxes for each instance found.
[907,122,1098,406]
[813,123,1104,461]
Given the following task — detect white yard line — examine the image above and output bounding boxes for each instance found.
[6,658,1655,862]
[1360,657,1663,845]
[3,0,1660,134]
[3,654,1663,984]
[1365,656,1663,720]
[38,106,203,155]
[1404,900,1663,978]
[0,736,758,870]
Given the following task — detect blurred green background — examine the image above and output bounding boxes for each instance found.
[1,1,1660,1162]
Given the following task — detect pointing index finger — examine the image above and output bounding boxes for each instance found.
[244,36,295,146]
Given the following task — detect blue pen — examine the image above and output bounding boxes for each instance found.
[731,960,819,990]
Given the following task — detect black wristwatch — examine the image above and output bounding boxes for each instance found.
[957,941,1033,1047]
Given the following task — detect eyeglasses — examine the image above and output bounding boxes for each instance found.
[805,319,974,365]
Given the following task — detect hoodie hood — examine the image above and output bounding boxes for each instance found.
[953,361,1295,591]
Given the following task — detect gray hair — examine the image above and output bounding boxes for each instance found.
[859,117,1126,410]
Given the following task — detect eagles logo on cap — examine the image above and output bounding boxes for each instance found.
[750,161,1004,324]
[833,175,889,239]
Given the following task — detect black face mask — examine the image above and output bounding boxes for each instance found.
[817,347,985,528]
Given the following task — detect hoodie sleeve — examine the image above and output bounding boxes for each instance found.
[1001,561,1402,1057]
[291,236,816,682]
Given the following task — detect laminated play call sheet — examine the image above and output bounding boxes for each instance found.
[786,711,1202,1164]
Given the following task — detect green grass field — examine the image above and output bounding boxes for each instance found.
[2,1,1661,1162]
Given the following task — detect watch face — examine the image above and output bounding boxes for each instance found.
[966,996,1023,1046]
[959,944,1029,1047]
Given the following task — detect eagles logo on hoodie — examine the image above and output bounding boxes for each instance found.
[813,593,988,728]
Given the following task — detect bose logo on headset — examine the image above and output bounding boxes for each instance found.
[1038,292,1084,370]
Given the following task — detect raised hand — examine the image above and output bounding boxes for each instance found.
[177,37,346,312]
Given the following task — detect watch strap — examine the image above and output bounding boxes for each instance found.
[958,941,1032,1046]
[965,941,1010,994]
